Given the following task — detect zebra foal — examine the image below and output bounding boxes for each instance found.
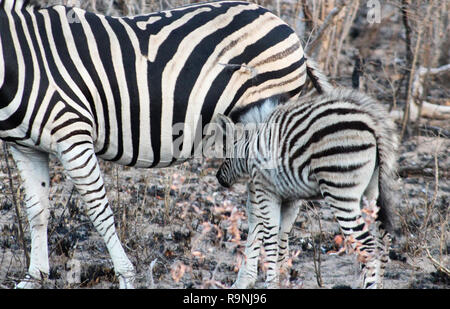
[215,88,398,288]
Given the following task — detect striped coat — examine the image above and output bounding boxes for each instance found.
[215,88,398,288]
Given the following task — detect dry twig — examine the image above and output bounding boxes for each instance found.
[2,143,29,268]
[425,248,450,276]
[305,0,347,54]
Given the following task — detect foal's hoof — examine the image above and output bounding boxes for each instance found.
[118,273,136,289]
[264,281,280,289]
[231,278,256,289]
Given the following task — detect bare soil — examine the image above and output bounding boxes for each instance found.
[0,130,448,289]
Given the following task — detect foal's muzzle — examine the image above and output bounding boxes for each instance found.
[216,170,230,188]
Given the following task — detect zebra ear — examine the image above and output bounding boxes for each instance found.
[214,113,234,136]
[213,114,235,155]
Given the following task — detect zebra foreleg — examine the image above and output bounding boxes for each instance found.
[277,200,300,282]
[260,199,282,289]
[232,183,262,289]
[9,146,50,289]
[57,142,135,288]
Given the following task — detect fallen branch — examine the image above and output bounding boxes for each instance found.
[398,166,449,179]
[411,65,450,119]
[425,248,450,277]
[391,64,450,121]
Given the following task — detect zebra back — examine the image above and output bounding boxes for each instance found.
[0,0,321,167]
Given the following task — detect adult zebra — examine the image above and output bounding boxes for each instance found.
[0,0,331,288]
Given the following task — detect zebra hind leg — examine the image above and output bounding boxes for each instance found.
[360,167,391,289]
[360,225,391,289]
[322,195,383,288]
[277,200,301,283]
[9,146,50,289]
[316,167,386,288]
[57,141,135,288]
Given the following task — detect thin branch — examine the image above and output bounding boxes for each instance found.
[2,143,29,267]
[305,1,347,54]
[305,202,323,287]
[148,258,158,288]
[399,0,413,140]
[425,248,450,276]
[419,125,450,139]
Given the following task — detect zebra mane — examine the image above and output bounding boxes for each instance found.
[1,0,39,9]
[230,98,278,124]
[305,57,334,94]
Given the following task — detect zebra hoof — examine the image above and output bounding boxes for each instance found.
[264,280,280,289]
[15,274,43,289]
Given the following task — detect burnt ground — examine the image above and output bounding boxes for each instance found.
[0,126,448,289]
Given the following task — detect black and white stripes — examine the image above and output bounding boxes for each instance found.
[0,0,319,166]
[0,0,330,288]
[215,88,398,288]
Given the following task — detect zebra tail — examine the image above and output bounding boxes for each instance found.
[377,171,396,235]
[373,104,399,235]
[305,57,334,94]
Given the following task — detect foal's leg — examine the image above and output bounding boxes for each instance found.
[277,201,301,279]
[233,181,281,289]
[260,199,282,288]
[246,181,282,288]
[314,154,385,288]
[361,167,391,288]
[233,183,262,288]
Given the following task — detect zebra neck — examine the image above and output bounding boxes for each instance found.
[232,157,250,180]
[240,138,253,175]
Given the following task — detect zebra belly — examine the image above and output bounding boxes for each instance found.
[264,167,321,200]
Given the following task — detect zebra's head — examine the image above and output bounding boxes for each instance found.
[213,113,252,188]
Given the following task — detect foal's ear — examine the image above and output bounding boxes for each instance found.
[212,114,235,155]
[214,113,234,135]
